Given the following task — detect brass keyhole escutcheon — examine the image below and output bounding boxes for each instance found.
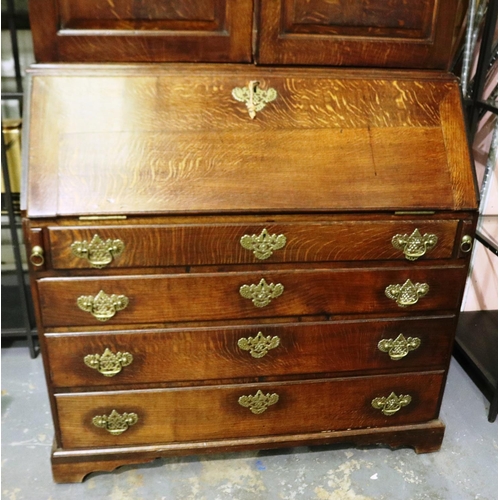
[232,81,277,119]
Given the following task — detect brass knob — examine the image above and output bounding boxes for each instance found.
[460,235,473,253]
[372,392,412,416]
[378,334,421,360]
[238,332,280,358]
[385,279,429,307]
[84,348,133,377]
[77,290,129,321]
[30,245,45,267]
[92,409,138,435]
[238,390,279,414]
[240,229,286,260]
[391,229,438,261]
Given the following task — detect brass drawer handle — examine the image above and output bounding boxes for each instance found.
[238,390,279,414]
[92,409,138,435]
[391,229,438,261]
[239,278,284,308]
[385,279,429,307]
[71,234,124,268]
[460,235,473,253]
[232,81,277,119]
[77,290,129,321]
[238,332,280,358]
[84,348,133,377]
[30,245,45,266]
[378,334,421,360]
[372,392,412,416]
[240,229,287,260]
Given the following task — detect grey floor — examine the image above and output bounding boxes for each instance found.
[1,345,498,500]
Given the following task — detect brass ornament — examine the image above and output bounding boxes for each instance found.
[92,409,138,435]
[385,279,429,307]
[239,278,284,308]
[238,332,281,358]
[391,229,438,261]
[232,81,277,119]
[371,392,412,416]
[240,229,287,260]
[238,389,279,414]
[378,334,421,360]
[77,290,129,321]
[71,234,125,268]
[84,347,133,377]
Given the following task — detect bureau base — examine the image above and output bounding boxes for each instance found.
[51,420,445,483]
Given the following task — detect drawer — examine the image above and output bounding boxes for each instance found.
[55,371,445,449]
[46,220,460,269]
[45,317,456,387]
[38,266,467,327]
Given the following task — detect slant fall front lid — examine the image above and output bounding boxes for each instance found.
[25,64,477,218]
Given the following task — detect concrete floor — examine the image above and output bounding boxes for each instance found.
[1,345,497,500]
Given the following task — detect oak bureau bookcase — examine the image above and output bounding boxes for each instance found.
[23,0,478,483]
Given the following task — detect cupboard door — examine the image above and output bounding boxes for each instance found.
[29,0,252,63]
[256,0,465,69]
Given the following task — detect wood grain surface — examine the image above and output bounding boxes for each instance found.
[49,420,446,482]
[45,219,460,269]
[45,316,456,388]
[25,65,477,217]
[257,0,463,69]
[37,265,467,327]
[29,0,252,63]
[28,0,464,68]
[22,0,477,482]
[55,371,445,448]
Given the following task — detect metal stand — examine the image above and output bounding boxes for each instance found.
[455,0,498,422]
[1,0,38,357]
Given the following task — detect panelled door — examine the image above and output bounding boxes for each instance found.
[255,0,464,69]
[29,0,464,68]
[29,0,253,63]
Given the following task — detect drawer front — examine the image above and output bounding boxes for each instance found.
[55,371,445,449]
[47,220,459,269]
[38,266,467,327]
[46,317,456,387]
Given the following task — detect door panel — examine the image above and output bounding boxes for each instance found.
[29,0,252,63]
[256,0,463,69]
